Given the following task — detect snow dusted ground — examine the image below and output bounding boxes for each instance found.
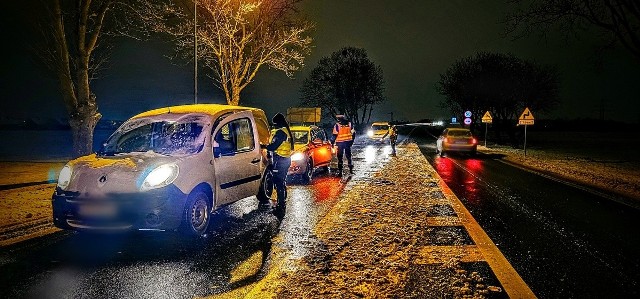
[479,145,640,203]
[0,162,63,246]
[0,137,640,246]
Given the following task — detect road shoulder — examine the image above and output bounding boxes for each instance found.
[246,143,535,298]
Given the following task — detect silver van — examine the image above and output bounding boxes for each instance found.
[52,104,275,236]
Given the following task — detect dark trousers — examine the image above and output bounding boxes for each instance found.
[390,136,397,154]
[336,141,353,171]
[272,154,291,204]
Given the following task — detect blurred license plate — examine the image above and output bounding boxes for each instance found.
[78,204,117,217]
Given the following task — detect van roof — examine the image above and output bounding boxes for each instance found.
[132,104,262,118]
[132,104,270,145]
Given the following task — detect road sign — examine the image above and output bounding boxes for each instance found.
[464,118,472,125]
[451,117,457,123]
[518,107,534,125]
[464,111,472,118]
[481,111,493,124]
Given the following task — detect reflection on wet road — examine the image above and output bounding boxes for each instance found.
[0,137,394,298]
[416,136,640,298]
[277,138,394,270]
[0,199,280,298]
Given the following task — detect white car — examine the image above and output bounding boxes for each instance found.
[367,122,390,140]
[436,128,478,156]
[52,104,275,236]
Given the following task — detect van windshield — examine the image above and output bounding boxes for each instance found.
[99,115,208,156]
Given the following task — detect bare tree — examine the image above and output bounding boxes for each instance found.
[437,52,559,144]
[148,0,313,106]
[37,0,148,157]
[506,0,640,60]
[300,47,386,130]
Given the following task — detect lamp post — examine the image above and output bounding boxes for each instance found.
[194,0,198,104]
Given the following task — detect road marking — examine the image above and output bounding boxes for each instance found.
[415,245,484,264]
[432,161,537,298]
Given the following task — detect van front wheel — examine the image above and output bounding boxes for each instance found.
[257,168,274,205]
[181,191,211,237]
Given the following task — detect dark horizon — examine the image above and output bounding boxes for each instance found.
[1,1,639,125]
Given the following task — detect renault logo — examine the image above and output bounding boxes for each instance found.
[99,175,107,183]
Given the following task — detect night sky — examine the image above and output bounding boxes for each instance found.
[1,0,639,124]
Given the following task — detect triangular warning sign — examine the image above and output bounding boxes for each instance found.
[518,107,534,125]
[481,111,492,123]
[519,108,534,120]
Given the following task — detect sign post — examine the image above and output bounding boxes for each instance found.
[481,111,493,147]
[518,107,535,156]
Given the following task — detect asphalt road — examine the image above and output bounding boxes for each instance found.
[0,139,392,299]
[414,133,640,298]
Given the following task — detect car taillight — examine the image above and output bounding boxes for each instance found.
[445,138,450,143]
[471,138,477,144]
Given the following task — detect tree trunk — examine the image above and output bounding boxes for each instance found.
[230,85,241,106]
[69,110,101,158]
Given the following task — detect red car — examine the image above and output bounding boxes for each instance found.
[276,125,333,183]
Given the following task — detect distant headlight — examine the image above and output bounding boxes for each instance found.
[57,164,72,190]
[290,152,305,162]
[367,130,374,137]
[141,164,179,191]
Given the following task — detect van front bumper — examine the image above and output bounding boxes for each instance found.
[51,185,187,232]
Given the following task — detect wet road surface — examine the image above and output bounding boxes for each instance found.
[415,134,640,298]
[0,138,394,299]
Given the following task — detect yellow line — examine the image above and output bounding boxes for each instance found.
[435,168,538,298]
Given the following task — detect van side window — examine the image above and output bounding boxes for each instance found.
[214,118,255,154]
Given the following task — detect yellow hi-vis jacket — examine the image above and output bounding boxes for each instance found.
[271,128,292,157]
[333,122,354,143]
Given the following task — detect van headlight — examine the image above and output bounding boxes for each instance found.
[367,130,374,137]
[290,152,305,162]
[141,164,179,191]
[57,164,72,190]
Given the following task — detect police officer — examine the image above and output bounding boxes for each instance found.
[265,113,294,212]
[332,115,355,176]
[382,125,398,156]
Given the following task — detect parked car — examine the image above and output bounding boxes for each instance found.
[436,128,477,156]
[279,125,333,183]
[52,104,276,236]
[367,122,390,140]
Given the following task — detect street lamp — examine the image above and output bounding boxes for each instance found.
[194,0,198,104]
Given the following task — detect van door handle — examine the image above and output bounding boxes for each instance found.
[251,158,261,164]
